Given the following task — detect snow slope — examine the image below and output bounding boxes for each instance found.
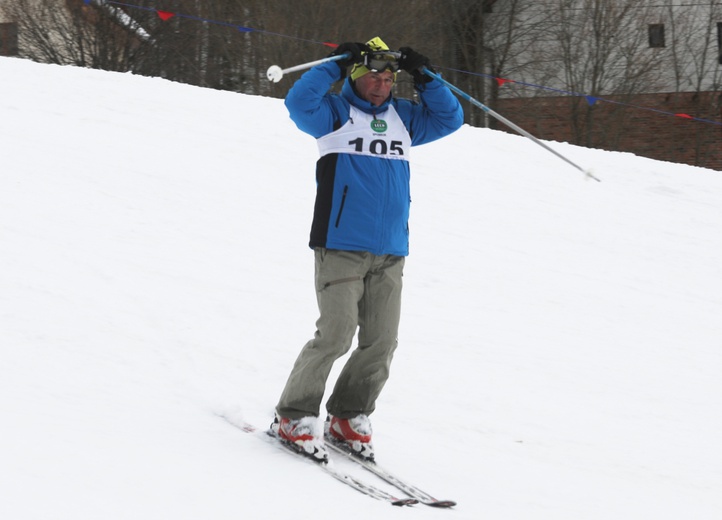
[1,56,721,519]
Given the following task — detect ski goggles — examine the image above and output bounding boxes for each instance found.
[363,51,401,73]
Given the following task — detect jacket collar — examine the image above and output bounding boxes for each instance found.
[342,78,392,114]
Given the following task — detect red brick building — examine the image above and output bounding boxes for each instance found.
[495,91,722,171]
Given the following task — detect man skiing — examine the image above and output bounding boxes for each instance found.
[272,37,464,462]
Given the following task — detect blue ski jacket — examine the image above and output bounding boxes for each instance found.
[285,61,464,256]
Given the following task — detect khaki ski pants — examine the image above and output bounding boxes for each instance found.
[276,248,404,420]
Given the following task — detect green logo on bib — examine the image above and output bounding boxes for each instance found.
[370,119,388,133]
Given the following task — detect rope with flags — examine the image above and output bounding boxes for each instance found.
[82,0,721,128]
[84,0,339,48]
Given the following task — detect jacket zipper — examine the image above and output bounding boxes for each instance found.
[334,185,349,228]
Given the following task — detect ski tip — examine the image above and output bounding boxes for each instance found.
[427,500,457,508]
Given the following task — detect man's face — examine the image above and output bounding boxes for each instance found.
[355,71,395,107]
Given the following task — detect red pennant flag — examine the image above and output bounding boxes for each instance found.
[675,113,693,119]
[495,77,513,87]
[323,42,339,48]
[156,10,175,21]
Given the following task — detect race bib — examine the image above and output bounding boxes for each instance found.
[317,105,411,161]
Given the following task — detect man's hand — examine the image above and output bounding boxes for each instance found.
[330,42,370,77]
[399,47,434,85]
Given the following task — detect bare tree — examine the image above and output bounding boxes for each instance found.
[3,0,147,70]
[2,0,438,98]
[433,0,496,126]
[662,0,722,92]
[120,0,436,97]
[659,0,722,165]
[526,0,664,148]
[427,0,552,127]
[479,0,542,129]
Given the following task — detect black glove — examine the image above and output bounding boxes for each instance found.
[329,42,369,77]
[399,47,434,85]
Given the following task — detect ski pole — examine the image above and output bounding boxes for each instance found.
[422,68,600,182]
[267,53,351,83]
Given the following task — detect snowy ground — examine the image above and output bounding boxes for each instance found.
[1,56,721,519]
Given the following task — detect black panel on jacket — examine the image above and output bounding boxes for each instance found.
[309,153,339,249]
